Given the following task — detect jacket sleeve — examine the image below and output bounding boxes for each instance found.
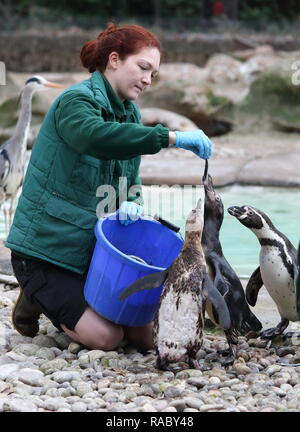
[55,91,170,160]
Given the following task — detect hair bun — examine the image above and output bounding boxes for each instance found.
[97,21,117,40]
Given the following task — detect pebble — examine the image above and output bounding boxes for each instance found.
[1,283,300,412]
[0,363,19,380]
[71,402,87,412]
[14,368,45,386]
[277,347,295,357]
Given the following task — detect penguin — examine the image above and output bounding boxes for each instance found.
[119,197,231,370]
[228,205,299,339]
[202,174,262,361]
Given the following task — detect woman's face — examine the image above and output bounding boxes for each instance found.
[105,47,160,101]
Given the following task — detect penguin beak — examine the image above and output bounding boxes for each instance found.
[203,174,214,192]
[203,174,215,205]
[196,197,202,210]
[228,206,243,217]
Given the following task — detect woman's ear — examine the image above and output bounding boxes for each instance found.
[107,51,120,70]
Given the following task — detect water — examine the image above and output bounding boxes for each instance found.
[3,185,299,278]
[142,185,300,278]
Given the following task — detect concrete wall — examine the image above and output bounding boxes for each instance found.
[1,30,300,72]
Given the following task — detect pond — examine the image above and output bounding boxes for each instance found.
[142,185,300,278]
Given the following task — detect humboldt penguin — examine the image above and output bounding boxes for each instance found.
[228,205,300,339]
[202,173,262,363]
[119,197,231,370]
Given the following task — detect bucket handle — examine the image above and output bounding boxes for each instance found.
[152,214,181,233]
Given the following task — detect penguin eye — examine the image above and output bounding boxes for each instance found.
[215,195,221,202]
[248,211,254,216]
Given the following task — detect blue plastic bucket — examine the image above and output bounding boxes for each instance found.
[84,215,183,326]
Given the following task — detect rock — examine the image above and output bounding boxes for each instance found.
[277,347,295,357]
[183,397,203,410]
[141,403,157,412]
[13,343,40,356]
[199,404,225,412]
[290,354,300,365]
[51,371,81,383]
[54,333,72,350]
[39,358,68,374]
[265,365,283,376]
[0,363,19,380]
[74,382,94,398]
[36,347,56,361]
[163,385,182,398]
[43,397,70,411]
[68,343,82,354]
[71,401,87,412]
[32,335,58,348]
[186,377,208,388]
[238,152,300,187]
[4,397,38,412]
[232,363,252,375]
[141,108,198,131]
[169,399,186,412]
[14,368,45,386]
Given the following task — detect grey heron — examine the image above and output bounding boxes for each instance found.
[0,75,64,235]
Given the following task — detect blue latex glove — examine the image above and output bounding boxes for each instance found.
[118,201,144,226]
[174,130,212,159]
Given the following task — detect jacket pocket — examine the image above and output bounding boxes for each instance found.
[32,196,97,267]
[70,154,100,192]
[23,268,47,303]
[11,255,47,303]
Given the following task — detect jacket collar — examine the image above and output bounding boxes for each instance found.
[91,71,134,119]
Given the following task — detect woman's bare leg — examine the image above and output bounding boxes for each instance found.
[123,322,154,350]
[61,307,124,350]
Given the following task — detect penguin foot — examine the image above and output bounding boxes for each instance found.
[155,356,170,371]
[218,348,231,357]
[260,318,289,340]
[188,357,202,370]
[219,354,235,367]
[260,327,282,339]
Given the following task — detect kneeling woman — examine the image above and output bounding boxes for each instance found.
[7,22,212,351]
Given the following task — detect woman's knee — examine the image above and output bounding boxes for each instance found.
[62,308,124,350]
[87,324,123,350]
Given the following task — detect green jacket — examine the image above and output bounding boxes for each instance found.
[6,71,169,273]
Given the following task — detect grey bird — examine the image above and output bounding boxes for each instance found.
[0,75,64,234]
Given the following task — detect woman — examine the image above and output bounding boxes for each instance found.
[7,22,212,351]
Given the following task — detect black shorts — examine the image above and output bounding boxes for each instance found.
[11,252,88,331]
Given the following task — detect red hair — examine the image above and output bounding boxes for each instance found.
[80,22,161,73]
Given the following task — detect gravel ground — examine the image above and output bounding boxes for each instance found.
[0,283,300,413]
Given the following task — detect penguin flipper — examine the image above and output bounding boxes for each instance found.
[119,268,169,300]
[246,267,263,306]
[203,274,231,330]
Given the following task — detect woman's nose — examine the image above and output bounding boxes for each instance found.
[142,73,152,86]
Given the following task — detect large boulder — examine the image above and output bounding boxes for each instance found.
[233,51,300,132]
[140,108,198,131]
[139,63,232,135]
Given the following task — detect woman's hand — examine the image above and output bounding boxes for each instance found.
[172,130,213,160]
[118,201,144,226]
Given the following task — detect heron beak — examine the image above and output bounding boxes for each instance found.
[43,81,65,89]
